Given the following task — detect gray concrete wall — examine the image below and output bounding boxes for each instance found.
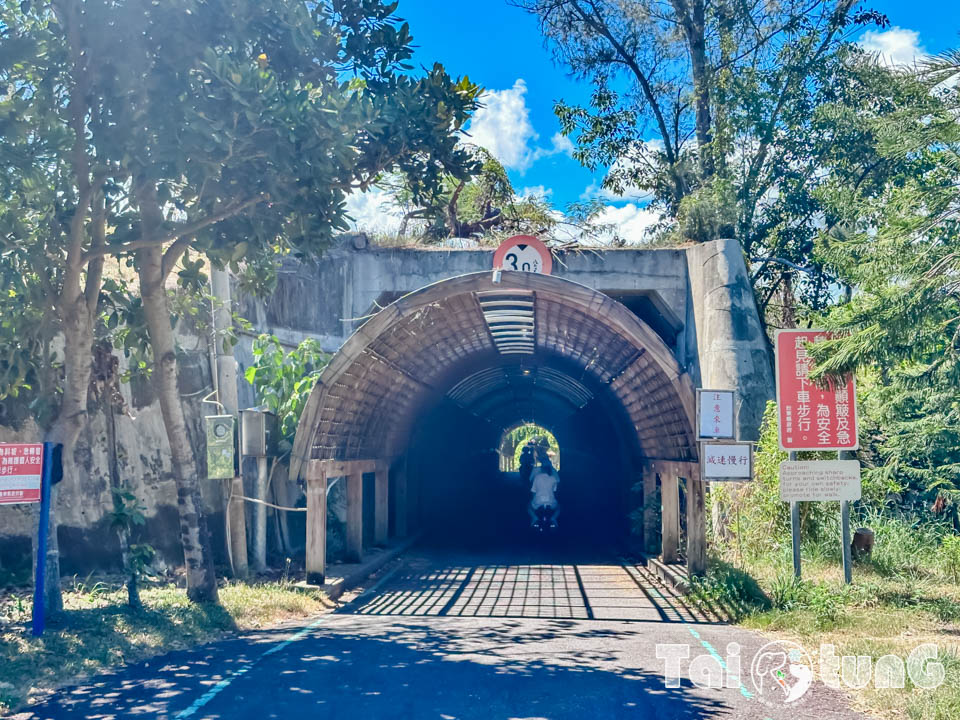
[685,238,775,440]
[0,331,226,578]
[236,239,689,347]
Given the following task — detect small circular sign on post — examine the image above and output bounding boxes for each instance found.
[493,235,553,275]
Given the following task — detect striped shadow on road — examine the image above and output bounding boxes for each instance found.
[346,561,730,623]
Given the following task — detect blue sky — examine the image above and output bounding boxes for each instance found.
[348,1,959,240]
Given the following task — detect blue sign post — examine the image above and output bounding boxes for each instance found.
[32,441,54,637]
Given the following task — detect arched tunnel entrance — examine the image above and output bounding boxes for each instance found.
[290,272,702,579]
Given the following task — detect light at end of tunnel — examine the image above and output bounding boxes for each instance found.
[492,268,502,284]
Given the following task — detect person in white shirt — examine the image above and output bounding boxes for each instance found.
[528,458,559,528]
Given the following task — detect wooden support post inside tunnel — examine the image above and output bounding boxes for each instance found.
[661,474,680,564]
[395,461,408,538]
[346,469,364,562]
[305,460,327,585]
[643,470,658,554]
[374,461,388,546]
[686,477,707,576]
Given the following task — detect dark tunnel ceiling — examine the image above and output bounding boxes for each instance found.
[292,272,697,472]
[447,365,594,420]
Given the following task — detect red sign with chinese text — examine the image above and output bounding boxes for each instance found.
[775,330,858,451]
[0,443,44,504]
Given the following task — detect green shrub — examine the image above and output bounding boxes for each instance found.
[942,535,960,583]
[688,560,771,620]
[767,574,848,628]
[711,401,839,557]
[858,509,948,579]
[769,573,810,611]
[712,401,949,582]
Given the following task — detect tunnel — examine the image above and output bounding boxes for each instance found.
[290,271,699,563]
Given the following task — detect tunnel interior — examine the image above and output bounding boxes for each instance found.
[293,272,698,559]
[405,360,639,551]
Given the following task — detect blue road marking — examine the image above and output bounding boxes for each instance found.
[174,615,329,718]
[174,564,405,719]
[687,627,754,699]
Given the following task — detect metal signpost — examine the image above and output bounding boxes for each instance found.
[32,443,54,636]
[0,442,54,635]
[775,330,860,583]
[696,392,753,569]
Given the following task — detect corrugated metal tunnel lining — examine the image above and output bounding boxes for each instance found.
[291,272,698,473]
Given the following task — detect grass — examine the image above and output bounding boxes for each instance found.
[0,576,333,714]
[691,517,960,720]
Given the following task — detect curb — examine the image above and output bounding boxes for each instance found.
[315,533,421,602]
[648,556,691,595]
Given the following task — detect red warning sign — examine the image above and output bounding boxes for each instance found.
[775,330,858,451]
[0,443,44,504]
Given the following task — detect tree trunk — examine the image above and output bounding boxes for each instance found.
[36,294,97,615]
[674,0,714,178]
[137,244,219,603]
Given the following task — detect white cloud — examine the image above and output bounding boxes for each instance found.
[519,185,553,200]
[580,139,665,204]
[595,203,663,245]
[467,79,538,171]
[343,184,663,246]
[466,80,574,172]
[344,187,403,235]
[545,132,575,158]
[581,180,654,204]
[859,27,924,67]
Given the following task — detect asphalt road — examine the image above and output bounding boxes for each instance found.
[15,548,868,720]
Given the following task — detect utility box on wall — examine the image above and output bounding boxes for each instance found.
[240,408,278,457]
[205,415,236,479]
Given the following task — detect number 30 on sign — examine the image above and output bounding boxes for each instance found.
[493,235,553,275]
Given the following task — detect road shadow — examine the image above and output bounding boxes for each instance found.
[15,612,732,720]
[346,552,729,624]
[199,616,733,720]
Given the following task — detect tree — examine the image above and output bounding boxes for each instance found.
[513,0,900,312]
[1,1,113,613]
[2,0,480,603]
[809,52,960,507]
[383,147,611,244]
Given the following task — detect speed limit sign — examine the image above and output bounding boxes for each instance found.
[492,235,553,275]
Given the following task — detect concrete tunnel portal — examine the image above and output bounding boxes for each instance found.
[288,271,702,578]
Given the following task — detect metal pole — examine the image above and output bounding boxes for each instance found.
[32,442,54,637]
[789,450,801,580]
[229,475,249,577]
[252,455,268,573]
[841,500,852,584]
[210,270,244,576]
[839,449,854,584]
